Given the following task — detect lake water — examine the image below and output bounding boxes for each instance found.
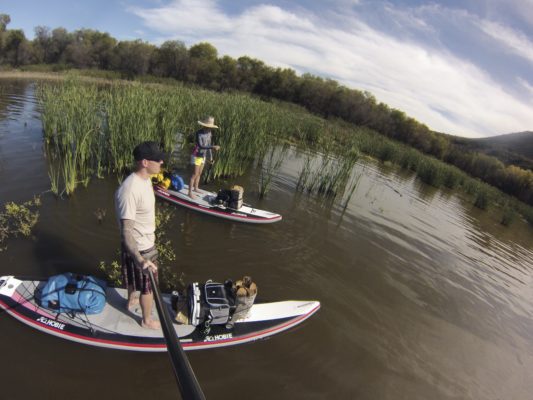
[1,79,532,400]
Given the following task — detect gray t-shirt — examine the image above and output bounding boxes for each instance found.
[194,129,214,161]
[115,173,156,251]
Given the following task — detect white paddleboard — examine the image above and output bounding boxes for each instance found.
[154,185,282,224]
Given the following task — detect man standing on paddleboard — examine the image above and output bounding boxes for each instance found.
[188,116,220,198]
[115,141,164,330]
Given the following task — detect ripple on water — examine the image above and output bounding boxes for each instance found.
[2,79,533,399]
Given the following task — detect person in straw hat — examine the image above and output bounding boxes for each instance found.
[188,116,221,198]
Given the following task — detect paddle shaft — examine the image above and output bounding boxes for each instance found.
[203,159,214,185]
[148,269,205,400]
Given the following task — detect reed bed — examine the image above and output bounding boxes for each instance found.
[37,77,533,226]
[296,139,360,200]
[103,84,182,173]
[257,142,291,198]
[39,80,102,195]
[38,78,335,195]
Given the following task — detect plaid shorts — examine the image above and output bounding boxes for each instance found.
[121,245,159,295]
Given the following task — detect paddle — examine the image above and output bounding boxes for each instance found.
[203,158,215,185]
[147,269,205,400]
[203,143,220,185]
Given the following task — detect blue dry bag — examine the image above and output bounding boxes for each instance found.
[170,173,185,191]
[40,273,107,314]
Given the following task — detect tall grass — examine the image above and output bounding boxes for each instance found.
[38,78,333,195]
[37,77,533,226]
[258,142,290,198]
[500,201,516,226]
[39,80,102,195]
[296,140,360,199]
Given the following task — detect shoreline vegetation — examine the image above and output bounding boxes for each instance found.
[4,68,526,227]
[0,15,532,200]
[0,14,532,205]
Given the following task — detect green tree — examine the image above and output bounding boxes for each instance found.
[152,40,188,79]
[503,165,533,201]
[83,29,117,69]
[3,29,32,66]
[256,67,298,101]
[428,133,450,159]
[236,56,266,92]
[60,29,116,69]
[49,27,72,64]
[0,14,12,64]
[112,40,155,77]
[296,74,329,114]
[64,30,92,67]
[0,13,10,31]
[187,42,220,88]
[33,26,51,64]
[218,55,239,90]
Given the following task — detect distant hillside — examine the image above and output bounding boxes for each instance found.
[451,131,533,170]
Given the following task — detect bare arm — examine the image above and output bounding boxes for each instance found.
[120,219,157,272]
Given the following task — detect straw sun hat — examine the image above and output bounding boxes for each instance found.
[198,116,219,129]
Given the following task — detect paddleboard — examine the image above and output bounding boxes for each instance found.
[0,276,319,352]
[153,185,282,224]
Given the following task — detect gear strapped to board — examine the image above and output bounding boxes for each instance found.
[182,277,258,328]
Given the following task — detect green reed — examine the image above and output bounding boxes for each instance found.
[416,159,445,187]
[500,201,517,226]
[39,77,355,197]
[37,76,533,226]
[341,168,363,210]
[39,80,103,195]
[258,142,290,198]
[296,141,360,199]
[474,187,490,210]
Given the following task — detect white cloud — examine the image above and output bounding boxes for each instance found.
[131,0,533,138]
[478,19,533,64]
[484,0,533,27]
[130,0,233,36]
[517,77,533,99]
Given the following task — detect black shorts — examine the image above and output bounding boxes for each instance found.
[121,245,159,295]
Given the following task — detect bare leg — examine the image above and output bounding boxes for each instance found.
[126,285,139,309]
[140,292,161,329]
[189,164,203,197]
[188,175,194,198]
[194,163,205,192]
[188,164,198,197]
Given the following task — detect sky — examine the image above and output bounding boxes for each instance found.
[2,0,533,138]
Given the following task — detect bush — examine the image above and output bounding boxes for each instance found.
[500,203,516,226]
[416,160,443,187]
[0,196,40,251]
[474,189,489,210]
[442,168,462,189]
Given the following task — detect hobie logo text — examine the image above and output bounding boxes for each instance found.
[37,316,66,330]
[204,333,232,342]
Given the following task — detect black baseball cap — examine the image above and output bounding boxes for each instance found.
[133,141,165,162]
